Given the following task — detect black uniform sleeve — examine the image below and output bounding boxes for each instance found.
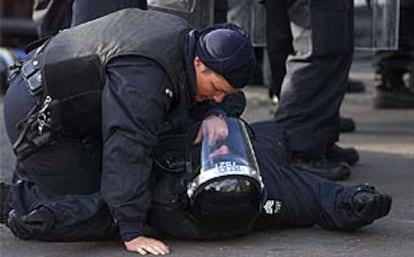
[101,56,173,241]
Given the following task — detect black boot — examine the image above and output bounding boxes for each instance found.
[373,68,414,108]
[326,144,359,166]
[339,116,356,133]
[373,85,414,108]
[346,78,365,93]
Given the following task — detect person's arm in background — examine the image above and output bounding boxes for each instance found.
[32,0,148,38]
[71,0,147,26]
[32,0,73,38]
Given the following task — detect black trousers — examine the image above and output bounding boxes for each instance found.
[267,0,354,157]
[264,0,293,98]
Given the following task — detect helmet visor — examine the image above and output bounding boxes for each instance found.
[187,117,263,199]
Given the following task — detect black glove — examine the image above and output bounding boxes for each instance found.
[7,207,54,240]
[350,184,392,222]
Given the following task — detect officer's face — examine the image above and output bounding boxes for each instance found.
[193,56,237,103]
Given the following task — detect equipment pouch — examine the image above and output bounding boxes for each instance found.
[152,134,189,174]
[151,134,194,207]
[13,99,62,160]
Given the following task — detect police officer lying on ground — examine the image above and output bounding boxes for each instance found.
[147,117,391,246]
[1,8,257,255]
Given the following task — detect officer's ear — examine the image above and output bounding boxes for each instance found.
[193,56,201,67]
[193,56,208,72]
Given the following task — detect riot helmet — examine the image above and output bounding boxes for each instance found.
[186,117,265,230]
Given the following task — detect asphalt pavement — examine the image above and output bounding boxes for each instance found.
[1,59,414,257]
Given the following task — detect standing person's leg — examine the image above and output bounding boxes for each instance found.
[404,5,414,93]
[274,0,354,180]
[32,0,148,38]
[214,0,228,23]
[32,0,74,38]
[264,0,293,99]
[228,0,275,102]
[227,0,252,30]
[264,0,359,133]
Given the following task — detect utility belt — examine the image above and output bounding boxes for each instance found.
[12,95,62,160]
[11,39,106,160]
[12,41,63,160]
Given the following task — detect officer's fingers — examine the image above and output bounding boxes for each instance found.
[149,240,170,255]
[142,242,169,256]
[221,126,228,138]
[136,247,148,255]
[206,124,217,145]
[144,243,169,255]
[142,244,159,255]
[193,127,203,145]
[209,131,217,145]
[125,239,147,254]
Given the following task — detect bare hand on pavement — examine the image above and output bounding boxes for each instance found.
[124,236,170,255]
